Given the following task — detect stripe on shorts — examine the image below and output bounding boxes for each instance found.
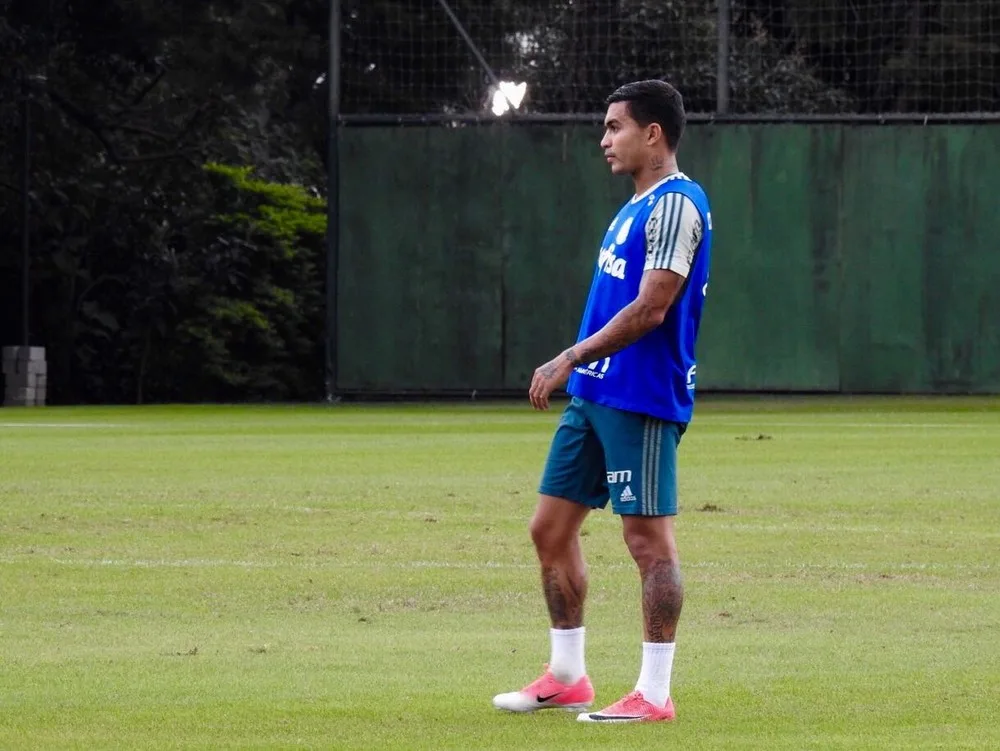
[642,417,663,516]
[651,419,662,515]
[642,419,651,515]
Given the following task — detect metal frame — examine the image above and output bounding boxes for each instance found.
[325,0,341,402]
[323,0,1000,400]
[717,0,730,115]
[331,0,1000,131]
[20,81,31,350]
[325,0,522,401]
[339,111,1000,127]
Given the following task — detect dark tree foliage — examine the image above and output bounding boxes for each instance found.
[0,0,327,403]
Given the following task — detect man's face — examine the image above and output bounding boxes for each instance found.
[600,101,648,175]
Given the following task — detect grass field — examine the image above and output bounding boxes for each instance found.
[1,397,998,750]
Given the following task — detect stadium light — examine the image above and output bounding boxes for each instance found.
[491,81,527,117]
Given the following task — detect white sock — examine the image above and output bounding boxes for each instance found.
[634,641,675,707]
[548,627,586,683]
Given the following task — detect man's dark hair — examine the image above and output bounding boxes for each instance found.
[606,80,686,151]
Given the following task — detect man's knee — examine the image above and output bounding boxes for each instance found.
[530,496,587,558]
[529,512,571,557]
[622,518,678,570]
[529,513,552,551]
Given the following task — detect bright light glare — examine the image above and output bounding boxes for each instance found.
[491,81,527,116]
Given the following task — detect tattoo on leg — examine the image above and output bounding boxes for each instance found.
[541,565,586,629]
[641,558,683,642]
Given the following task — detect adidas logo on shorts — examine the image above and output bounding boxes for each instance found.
[619,485,637,503]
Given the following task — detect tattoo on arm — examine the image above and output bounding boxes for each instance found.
[573,302,656,364]
[572,273,680,364]
[541,348,581,378]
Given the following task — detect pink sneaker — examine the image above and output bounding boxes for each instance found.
[492,665,595,713]
[576,691,676,723]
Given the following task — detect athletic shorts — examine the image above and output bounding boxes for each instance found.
[538,396,686,516]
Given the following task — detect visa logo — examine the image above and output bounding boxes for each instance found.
[597,244,627,280]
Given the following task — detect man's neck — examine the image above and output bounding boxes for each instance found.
[633,154,679,196]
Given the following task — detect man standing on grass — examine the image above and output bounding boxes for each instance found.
[492,80,713,723]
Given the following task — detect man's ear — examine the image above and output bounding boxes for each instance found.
[647,122,663,146]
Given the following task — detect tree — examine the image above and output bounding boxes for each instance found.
[0,0,328,403]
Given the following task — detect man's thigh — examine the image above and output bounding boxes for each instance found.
[584,400,685,517]
[538,397,609,509]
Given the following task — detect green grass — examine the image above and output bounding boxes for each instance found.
[1,397,998,750]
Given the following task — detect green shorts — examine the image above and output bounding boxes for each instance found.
[538,397,686,516]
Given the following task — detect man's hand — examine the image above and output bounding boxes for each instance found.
[529,349,578,411]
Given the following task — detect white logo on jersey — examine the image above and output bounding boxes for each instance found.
[597,243,625,279]
[575,357,612,380]
[686,365,697,391]
[598,245,627,280]
[615,217,633,245]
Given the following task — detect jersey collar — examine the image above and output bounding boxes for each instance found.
[630,172,688,204]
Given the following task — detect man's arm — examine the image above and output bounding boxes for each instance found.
[528,271,683,410]
[566,269,685,366]
[529,193,702,410]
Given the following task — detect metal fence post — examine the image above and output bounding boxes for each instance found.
[717,0,730,115]
[20,79,32,350]
[325,0,342,402]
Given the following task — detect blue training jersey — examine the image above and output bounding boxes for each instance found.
[566,172,713,424]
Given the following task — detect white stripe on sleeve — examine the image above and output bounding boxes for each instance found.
[644,194,703,278]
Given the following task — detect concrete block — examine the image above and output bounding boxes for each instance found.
[2,347,47,405]
[2,346,46,362]
[5,386,37,402]
[3,372,40,389]
[15,359,48,376]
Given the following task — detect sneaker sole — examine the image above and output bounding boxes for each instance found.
[576,712,674,723]
[494,702,594,714]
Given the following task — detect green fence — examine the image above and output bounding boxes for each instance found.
[337,124,1000,395]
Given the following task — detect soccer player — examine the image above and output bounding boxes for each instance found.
[492,80,713,723]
